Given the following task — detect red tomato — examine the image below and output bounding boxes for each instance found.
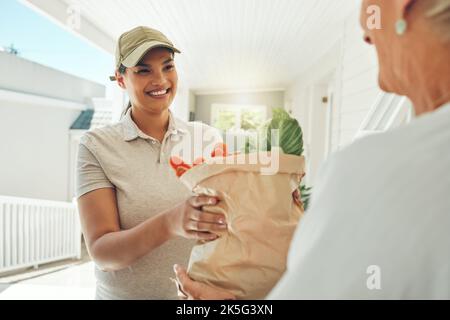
[176,166,189,177]
[211,143,228,158]
[169,156,184,170]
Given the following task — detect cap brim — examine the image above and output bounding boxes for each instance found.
[121,41,181,68]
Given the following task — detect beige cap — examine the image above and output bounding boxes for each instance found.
[110,26,180,81]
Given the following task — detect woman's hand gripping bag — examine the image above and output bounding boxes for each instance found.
[180,151,305,299]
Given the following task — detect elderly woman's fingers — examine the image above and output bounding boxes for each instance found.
[173,264,200,300]
[174,264,237,300]
[293,189,302,206]
[170,277,188,300]
[187,230,218,241]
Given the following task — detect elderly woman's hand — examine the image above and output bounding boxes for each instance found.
[173,264,236,300]
[292,189,302,207]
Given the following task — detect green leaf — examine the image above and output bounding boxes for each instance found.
[299,184,313,211]
[242,107,304,157]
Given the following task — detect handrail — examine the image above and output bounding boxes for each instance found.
[354,93,412,141]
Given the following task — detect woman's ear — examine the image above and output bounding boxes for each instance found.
[115,70,127,90]
[398,0,417,18]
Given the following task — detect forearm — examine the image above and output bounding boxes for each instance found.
[89,207,175,271]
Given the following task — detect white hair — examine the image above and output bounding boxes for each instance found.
[426,0,450,41]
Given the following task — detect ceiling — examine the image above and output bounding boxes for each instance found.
[24,0,358,92]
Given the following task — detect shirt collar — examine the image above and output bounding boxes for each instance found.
[122,108,188,142]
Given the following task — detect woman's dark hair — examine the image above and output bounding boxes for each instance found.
[119,64,132,119]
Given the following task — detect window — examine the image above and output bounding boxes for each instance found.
[211,104,268,152]
[211,104,267,133]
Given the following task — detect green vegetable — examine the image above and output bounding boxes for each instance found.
[263,108,303,156]
[278,117,304,156]
[242,108,312,208]
[300,184,312,211]
[244,135,257,154]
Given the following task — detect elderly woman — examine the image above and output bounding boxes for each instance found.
[175,0,450,299]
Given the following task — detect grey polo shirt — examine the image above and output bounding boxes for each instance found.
[76,109,222,300]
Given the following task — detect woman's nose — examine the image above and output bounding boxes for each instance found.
[151,70,166,86]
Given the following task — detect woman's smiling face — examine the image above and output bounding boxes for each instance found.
[117,47,178,115]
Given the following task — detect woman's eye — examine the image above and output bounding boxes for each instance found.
[137,69,150,74]
[165,65,175,71]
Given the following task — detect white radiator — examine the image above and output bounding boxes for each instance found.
[0,196,81,274]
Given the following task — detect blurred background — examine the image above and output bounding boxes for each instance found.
[0,0,413,299]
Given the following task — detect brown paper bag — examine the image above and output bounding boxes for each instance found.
[180,152,305,299]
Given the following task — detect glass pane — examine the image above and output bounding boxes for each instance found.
[241,110,265,131]
[213,110,237,131]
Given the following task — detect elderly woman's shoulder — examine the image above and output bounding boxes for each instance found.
[329,106,450,174]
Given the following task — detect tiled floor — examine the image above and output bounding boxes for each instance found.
[0,284,11,294]
[0,261,96,300]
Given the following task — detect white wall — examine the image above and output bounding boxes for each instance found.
[332,8,382,150]
[286,7,382,185]
[0,101,81,201]
[307,85,330,185]
[0,52,106,202]
[105,81,127,123]
[285,41,341,185]
[171,86,190,122]
[189,91,196,114]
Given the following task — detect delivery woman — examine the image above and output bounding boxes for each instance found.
[76,26,227,300]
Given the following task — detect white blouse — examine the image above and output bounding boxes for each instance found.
[269,103,450,299]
